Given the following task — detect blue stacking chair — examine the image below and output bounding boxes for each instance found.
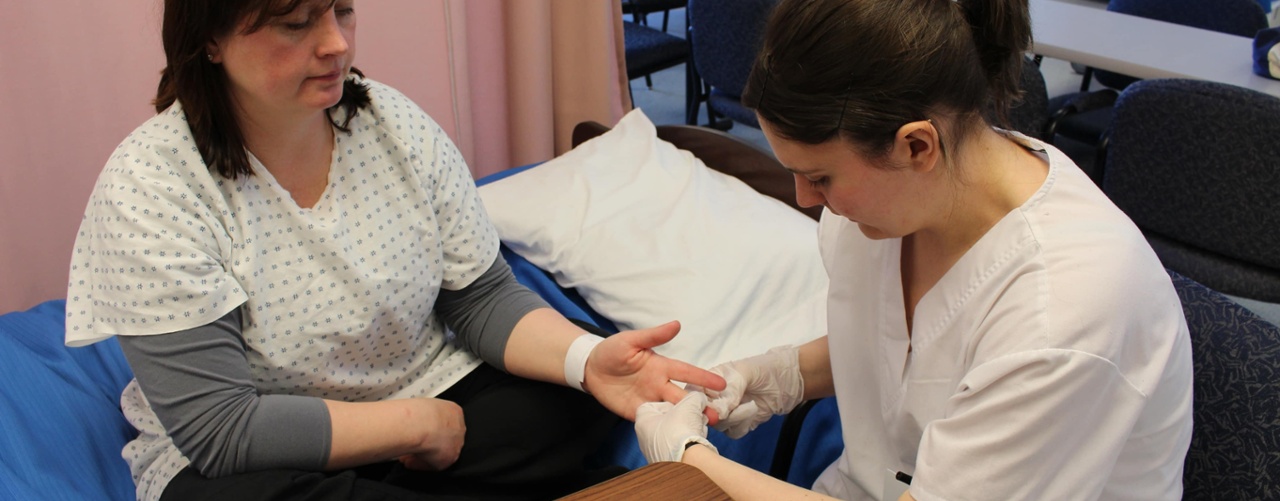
[686,0,778,129]
[1103,78,1280,323]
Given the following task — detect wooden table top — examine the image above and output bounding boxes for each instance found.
[558,462,732,500]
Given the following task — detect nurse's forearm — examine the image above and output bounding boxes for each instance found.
[681,445,839,500]
[799,336,835,400]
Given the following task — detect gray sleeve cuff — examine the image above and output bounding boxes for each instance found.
[117,308,331,477]
[246,394,331,471]
[435,254,550,371]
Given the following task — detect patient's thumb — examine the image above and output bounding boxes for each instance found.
[630,320,682,349]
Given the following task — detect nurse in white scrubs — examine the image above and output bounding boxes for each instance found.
[634,0,1194,499]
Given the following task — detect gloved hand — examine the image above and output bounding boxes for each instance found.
[693,345,805,439]
[635,392,718,463]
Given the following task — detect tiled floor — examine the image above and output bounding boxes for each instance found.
[627,8,1099,158]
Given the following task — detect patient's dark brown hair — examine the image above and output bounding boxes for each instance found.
[742,0,1031,159]
[153,0,371,179]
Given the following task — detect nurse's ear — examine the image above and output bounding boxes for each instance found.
[206,41,222,64]
[893,120,942,174]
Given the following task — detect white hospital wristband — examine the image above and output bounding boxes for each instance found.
[564,333,605,392]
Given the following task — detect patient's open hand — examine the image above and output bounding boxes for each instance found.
[584,321,726,422]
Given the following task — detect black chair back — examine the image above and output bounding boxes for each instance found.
[1105,79,1280,302]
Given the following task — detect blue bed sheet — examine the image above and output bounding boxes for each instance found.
[0,301,136,501]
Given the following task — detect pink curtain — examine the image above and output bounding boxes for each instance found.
[459,0,632,176]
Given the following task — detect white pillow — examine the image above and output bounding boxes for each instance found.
[478,109,827,368]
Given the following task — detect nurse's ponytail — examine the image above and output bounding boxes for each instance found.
[960,0,1032,127]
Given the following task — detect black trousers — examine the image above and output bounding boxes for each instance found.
[160,363,625,501]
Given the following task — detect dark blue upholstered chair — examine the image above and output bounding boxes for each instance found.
[1173,270,1280,499]
[1046,0,1268,173]
[623,0,687,33]
[622,20,690,94]
[686,0,778,128]
[1104,79,1280,313]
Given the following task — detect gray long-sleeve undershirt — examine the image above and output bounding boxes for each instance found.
[116,254,549,478]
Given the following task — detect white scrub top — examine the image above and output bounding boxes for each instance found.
[811,134,1193,501]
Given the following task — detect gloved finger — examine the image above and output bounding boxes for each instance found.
[702,366,746,419]
[636,401,675,422]
[716,400,762,439]
[672,390,710,416]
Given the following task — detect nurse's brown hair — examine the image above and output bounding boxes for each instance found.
[742,0,1031,159]
[153,0,370,179]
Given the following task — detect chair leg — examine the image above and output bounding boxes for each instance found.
[685,60,701,125]
[1079,67,1094,92]
[662,10,671,32]
[1091,133,1110,187]
[645,74,653,88]
[769,400,821,481]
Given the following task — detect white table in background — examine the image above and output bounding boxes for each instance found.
[1030,0,1280,98]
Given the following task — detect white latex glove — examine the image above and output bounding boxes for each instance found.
[693,346,805,439]
[635,392,719,463]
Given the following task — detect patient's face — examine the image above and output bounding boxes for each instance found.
[212,0,357,121]
[760,118,923,240]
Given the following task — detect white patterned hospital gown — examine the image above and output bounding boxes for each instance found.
[64,79,498,501]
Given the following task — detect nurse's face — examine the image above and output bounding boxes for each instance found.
[211,0,357,120]
[760,118,928,240]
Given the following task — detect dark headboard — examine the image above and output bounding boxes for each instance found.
[571,121,821,221]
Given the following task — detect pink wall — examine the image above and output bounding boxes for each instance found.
[0,0,478,314]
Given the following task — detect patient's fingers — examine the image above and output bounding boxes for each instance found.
[665,359,727,393]
[656,382,722,425]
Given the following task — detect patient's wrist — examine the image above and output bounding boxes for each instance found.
[564,333,605,392]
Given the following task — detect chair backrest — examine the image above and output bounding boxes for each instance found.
[1104,79,1280,302]
[1098,0,1268,89]
[687,0,777,99]
[622,21,689,80]
[1171,270,1280,500]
